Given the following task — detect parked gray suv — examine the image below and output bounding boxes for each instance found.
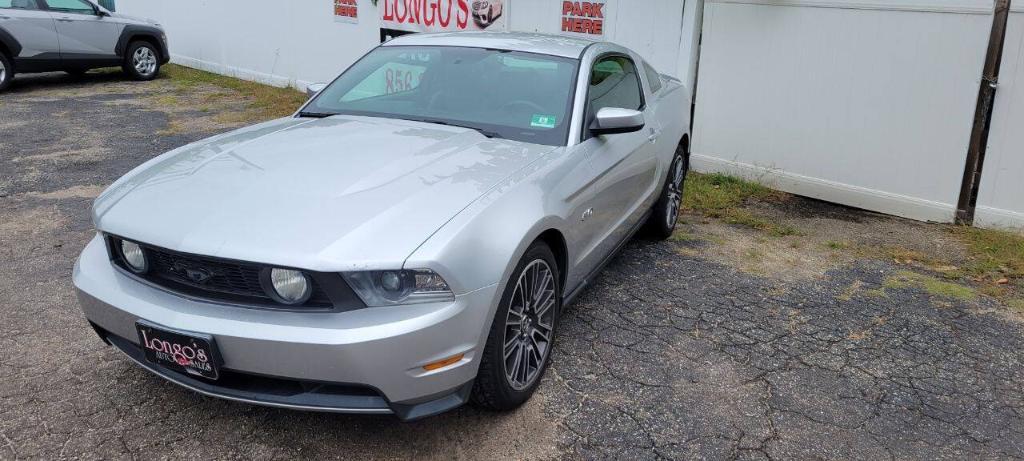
[0,0,167,91]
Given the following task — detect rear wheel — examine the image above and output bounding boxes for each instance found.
[123,41,161,81]
[643,140,689,240]
[0,52,13,92]
[471,241,560,410]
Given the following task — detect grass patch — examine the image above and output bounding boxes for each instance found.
[683,173,781,215]
[825,240,851,250]
[683,173,798,236]
[952,226,1024,281]
[161,64,308,121]
[882,271,977,301]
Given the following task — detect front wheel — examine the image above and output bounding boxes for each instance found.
[471,241,560,410]
[0,52,13,92]
[643,142,689,240]
[123,41,161,81]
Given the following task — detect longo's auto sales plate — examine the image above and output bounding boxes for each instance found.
[136,321,221,380]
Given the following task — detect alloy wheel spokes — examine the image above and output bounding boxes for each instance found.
[666,156,684,227]
[134,48,157,75]
[503,259,556,390]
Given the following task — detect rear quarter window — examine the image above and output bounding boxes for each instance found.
[643,61,662,94]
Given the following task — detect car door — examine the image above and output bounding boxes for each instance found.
[574,54,661,276]
[42,0,118,60]
[0,0,60,62]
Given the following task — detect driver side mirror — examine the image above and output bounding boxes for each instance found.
[590,107,645,136]
[306,82,327,98]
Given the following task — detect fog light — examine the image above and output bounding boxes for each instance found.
[120,240,147,273]
[269,268,311,304]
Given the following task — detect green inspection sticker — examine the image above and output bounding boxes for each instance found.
[530,114,557,129]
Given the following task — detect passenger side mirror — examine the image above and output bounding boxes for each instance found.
[306,83,327,98]
[590,107,645,136]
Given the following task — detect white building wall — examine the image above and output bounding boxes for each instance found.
[692,0,993,223]
[975,3,1024,230]
[119,0,703,95]
[118,0,382,90]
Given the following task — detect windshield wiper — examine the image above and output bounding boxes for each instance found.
[297,111,337,118]
[411,118,503,139]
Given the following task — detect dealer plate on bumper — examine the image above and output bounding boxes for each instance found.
[136,321,221,380]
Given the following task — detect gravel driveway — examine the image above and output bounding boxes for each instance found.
[2,72,1023,460]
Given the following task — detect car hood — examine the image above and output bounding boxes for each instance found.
[94,116,556,271]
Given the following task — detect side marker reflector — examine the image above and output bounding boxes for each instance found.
[423,353,465,371]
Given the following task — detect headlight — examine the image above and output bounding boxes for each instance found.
[266,268,312,305]
[343,269,453,306]
[120,240,147,273]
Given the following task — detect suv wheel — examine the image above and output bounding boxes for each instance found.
[0,52,13,92]
[472,241,561,410]
[123,41,161,81]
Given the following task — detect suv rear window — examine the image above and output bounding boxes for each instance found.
[1,0,41,9]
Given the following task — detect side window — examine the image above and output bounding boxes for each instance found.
[1,0,42,9]
[44,0,95,13]
[643,61,662,94]
[587,55,643,123]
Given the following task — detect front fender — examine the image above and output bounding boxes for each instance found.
[404,147,588,344]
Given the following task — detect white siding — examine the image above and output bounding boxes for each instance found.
[118,0,382,90]
[692,0,992,222]
[975,4,1024,230]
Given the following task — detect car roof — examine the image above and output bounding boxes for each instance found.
[382,32,598,59]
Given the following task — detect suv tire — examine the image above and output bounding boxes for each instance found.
[472,241,561,411]
[0,52,13,92]
[123,41,161,81]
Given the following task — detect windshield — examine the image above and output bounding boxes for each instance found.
[303,46,579,146]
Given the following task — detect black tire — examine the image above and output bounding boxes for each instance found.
[471,241,561,411]
[642,140,689,240]
[122,41,161,81]
[0,51,13,92]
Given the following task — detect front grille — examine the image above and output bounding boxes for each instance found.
[149,249,272,299]
[106,235,360,311]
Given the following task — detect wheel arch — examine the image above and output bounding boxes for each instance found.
[116,25,166,62]
[0,25,21,60]
[535,228,568,295]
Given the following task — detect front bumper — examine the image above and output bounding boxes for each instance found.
[73,235,498,420]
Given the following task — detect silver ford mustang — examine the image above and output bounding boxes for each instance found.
[73,32,690,420]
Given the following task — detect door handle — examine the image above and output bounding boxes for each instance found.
[57,18,75,22]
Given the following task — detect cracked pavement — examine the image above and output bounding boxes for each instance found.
[2,72,1023,460]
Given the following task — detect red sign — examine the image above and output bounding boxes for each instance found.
[561,1,605,36]
[380,0,507,32]
[334,0,358,23]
